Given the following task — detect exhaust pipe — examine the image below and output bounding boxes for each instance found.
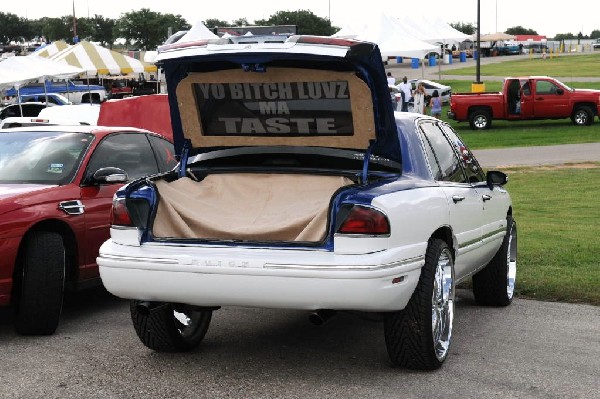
[308,309,337,326]
[135,301,168,316]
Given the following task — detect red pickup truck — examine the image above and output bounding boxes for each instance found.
[447,76,600,129]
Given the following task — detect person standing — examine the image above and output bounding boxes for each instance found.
[397,76,412,112]
[386,72,396,85]
[413,83,426,114]
[429,90,442,119]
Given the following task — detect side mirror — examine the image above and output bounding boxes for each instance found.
[556,88,564,95]
[486,170,508,189]
[91,167,128,184]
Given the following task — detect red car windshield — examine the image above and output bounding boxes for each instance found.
[0,131,94,184]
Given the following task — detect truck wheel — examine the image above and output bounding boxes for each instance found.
[473,216,517,306]
[130,301,212,352]
[384,238,455,370]
[15,231,65,335]
[571,106,593,126]
[468,109,492,130]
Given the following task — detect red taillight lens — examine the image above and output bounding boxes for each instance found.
[337,206,390,235]
[111,198,133,226]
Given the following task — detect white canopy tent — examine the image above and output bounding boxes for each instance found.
[398,15,472,45]
[333,12,439,59]
[0,55,84,115]
[177,20,219,43]
[0,55,84,90]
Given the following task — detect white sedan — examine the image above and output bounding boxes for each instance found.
[98,36,516,371]
[409,79,452,104]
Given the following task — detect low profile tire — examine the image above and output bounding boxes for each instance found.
[384,238,455,370]
[15,231,65,335]
[469,109,492,130]
[473,216,517,306]
[130,301,212,352]
[571,106,594,126]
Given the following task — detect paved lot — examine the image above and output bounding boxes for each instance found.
[1,288,599,399]
[474,142,600,168]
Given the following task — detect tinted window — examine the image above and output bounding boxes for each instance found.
[420,122,466,183]
[148,135,177,172]
[440,124,485,183]
[536,80,560,95]
[0,131,92,184]
[85,133,159,181]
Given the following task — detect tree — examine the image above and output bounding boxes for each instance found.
[553,33,576,41]
[450,22,475,35]
[38,17,72,42]
[90,15,116,48]
[204,19,229,29]
[590,30,600,39]
[254,10,337,36]
[0,12,25,44]
[505,26,538,35]
[233,18,249,27]
[117,9,189,50]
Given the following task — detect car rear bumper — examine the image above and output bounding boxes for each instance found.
[98,240,424,312]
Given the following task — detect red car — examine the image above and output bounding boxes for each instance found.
[0,125,176,335]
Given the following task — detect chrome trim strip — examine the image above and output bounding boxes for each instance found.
[99,254,177,265]
[458,227,506,249]
[264,255,425,271]
[58,200,85,215]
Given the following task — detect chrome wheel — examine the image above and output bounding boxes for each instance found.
[506,223,517,300]
[473,115,488,129]
[173,307,208,339]
[431,247,454,362]
[574,110,588,125]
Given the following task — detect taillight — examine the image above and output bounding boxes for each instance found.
[111,198,133,226]
[337,206,390,235]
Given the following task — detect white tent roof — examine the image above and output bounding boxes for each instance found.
[178,21,218,43]
[333,12,439,59]
[0,55,84,90]
[398,15,472,45]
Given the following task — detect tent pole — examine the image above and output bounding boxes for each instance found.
[44,77,49,104]
[17,86,23,116]
[86,73,92,104]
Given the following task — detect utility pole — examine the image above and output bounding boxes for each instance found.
[476,0,481,84]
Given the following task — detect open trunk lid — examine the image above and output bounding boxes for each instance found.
[156,36,401,166]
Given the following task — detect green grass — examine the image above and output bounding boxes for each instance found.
[504,164,600,305]
[444,53,600,78]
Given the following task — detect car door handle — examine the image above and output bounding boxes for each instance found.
[536,97,544,100]
[452,195,465,203]
[482,194,492,202]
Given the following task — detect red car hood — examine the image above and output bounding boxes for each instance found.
[0,184,57,200]
[0,184,58,215]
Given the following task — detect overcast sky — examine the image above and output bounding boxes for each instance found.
[6,0,599,38]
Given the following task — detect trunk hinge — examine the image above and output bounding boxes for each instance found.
[360,140,376,185]
[178,139,192,178]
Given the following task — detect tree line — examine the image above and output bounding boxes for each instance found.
[450,22,600,41]
[1,9,598,51]
[0,9,338,51]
